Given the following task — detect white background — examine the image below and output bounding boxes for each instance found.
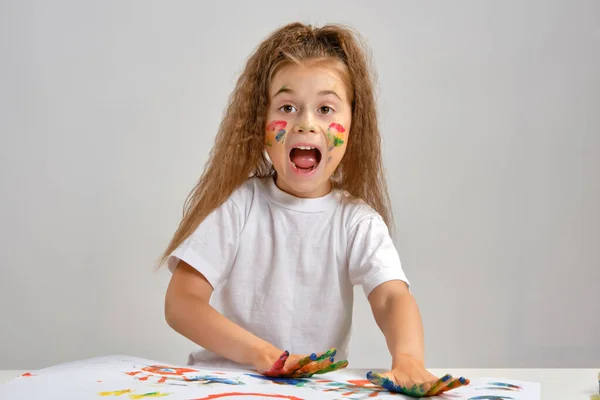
[1,0,598,369]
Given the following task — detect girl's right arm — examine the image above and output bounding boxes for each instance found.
[165,260,348,378]
[165,260,283,369]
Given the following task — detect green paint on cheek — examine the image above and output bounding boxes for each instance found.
[326,125,345,150]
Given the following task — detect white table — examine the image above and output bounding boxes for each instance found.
[1,368,598,399]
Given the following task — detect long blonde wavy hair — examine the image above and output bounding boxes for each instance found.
[158,22,392,267]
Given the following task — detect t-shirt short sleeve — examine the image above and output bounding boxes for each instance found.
[167,198,243,289]
[347,213,409,297]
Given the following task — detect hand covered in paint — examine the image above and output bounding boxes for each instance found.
[259,348,348,378]
[366,354,469,397]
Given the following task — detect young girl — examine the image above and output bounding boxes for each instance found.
[160,22,468,397]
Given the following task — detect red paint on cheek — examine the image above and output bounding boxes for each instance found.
[267,120,288,131]
[328,123,346,133]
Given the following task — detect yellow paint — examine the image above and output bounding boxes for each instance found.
[129,393,170,399]
[98,389,134,396]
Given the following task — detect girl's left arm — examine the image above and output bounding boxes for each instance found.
[367,280,425,367]
[366,281,469,396]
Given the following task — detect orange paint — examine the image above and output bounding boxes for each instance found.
[347,379,377,387]
[20,372,34,377]
[157,377,167,383]
[126,371,142,376]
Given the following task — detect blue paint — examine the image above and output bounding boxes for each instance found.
[184,375,243,385]
[275,129,286,142]
[245,373,310,387]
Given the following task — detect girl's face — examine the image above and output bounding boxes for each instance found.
[265,62,352,198]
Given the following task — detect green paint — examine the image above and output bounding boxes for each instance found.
[327,132,344,149]
[314,348,336,362]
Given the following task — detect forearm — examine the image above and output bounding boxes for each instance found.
[371,289,425,367]
[165,292,279,367]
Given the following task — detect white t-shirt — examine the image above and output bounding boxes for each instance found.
[168,176,409,368]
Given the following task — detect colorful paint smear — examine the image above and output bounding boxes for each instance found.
[246,374,310,387]
[468,396,515,400]
[247,374,388,398]
[326,123,345,152]
[487,382,523,391]
[266,120,288,146]
[141,366,199,376]
[98,389,134,396]
[192,393,303,400]
[129,393,170,399]
[125,365,243,386]
[321,379,390,398]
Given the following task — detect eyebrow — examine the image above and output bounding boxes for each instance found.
[272,86,343,101]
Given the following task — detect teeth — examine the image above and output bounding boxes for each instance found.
[295,146,316,150]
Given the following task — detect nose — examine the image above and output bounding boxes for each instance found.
[294,112,317,134]
[296,123,316,133]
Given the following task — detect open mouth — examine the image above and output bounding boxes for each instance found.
[289,145,322,172]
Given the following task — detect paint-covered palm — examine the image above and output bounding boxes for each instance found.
[366,354,470,397]
[260,348,348,378]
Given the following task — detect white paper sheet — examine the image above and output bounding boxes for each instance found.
[0,355,540,399]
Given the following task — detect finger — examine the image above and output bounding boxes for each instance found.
[425,374,452,396]
[439,376,469,392]
[263,351,289,376]
[288,348,338,375]
[287,353,317,371]
[292,356,334,376]
[287,349,335,374]
[309,360,348,376]
[366,371,404,393]
[315,348,337,361]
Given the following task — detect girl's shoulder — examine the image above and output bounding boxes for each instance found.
[336,189,387,231]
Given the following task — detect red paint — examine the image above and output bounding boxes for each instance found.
[138,376,149,381]
[328,123,345,132]
[347,379,377,387]
[20,373,34,377]
[192,393,303,400]
[126,371,142,376]
[157,377,167,383]
[267,120,287,131]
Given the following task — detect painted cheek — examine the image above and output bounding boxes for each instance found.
[326,123,346,151]
[266,120,288,145]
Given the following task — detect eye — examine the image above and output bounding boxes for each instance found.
[279,104,297,113]
[318,106,334,114]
